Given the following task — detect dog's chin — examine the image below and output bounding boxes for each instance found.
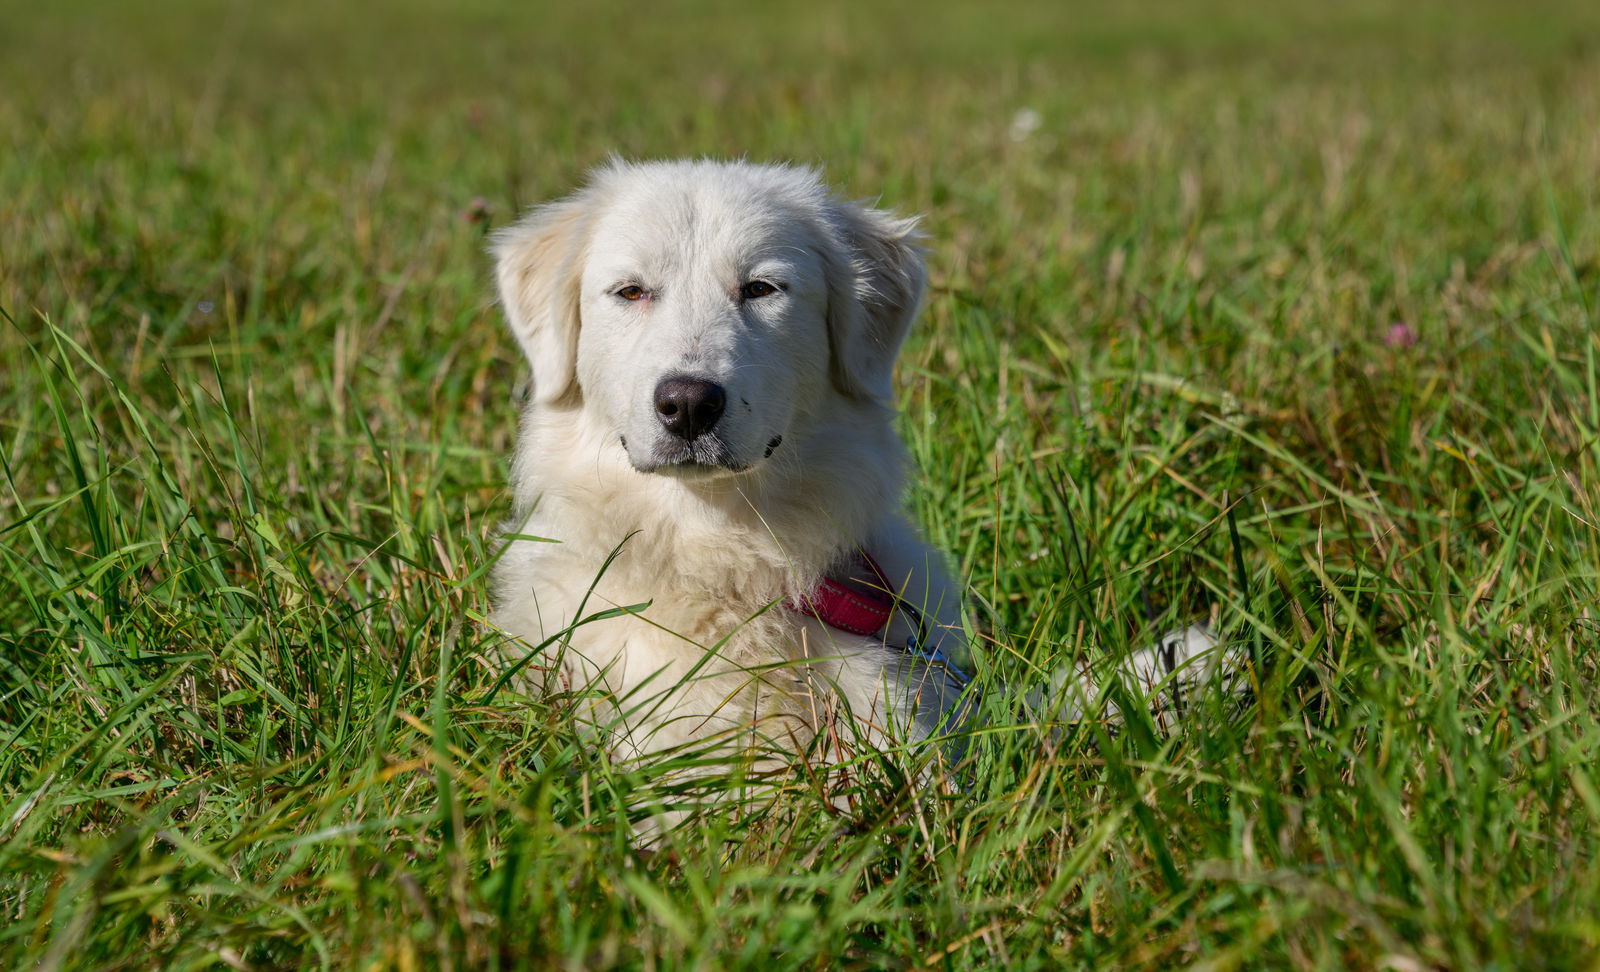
[626,435,755,479]
[650,460,750,481]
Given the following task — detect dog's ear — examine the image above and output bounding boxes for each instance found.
[492,196,593,405]
[822,199,927,402]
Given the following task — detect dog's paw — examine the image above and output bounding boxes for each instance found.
[1127,624,1225,684]
[1032,624,1244,727]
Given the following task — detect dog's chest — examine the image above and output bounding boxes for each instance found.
[497,505,818,654]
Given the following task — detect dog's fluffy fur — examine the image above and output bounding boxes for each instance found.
[491,160,970,761]
[490,159,1225,769]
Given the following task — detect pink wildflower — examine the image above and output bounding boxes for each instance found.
[1384,321,1418,349]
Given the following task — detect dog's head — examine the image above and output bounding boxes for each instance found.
[492,160,925,478]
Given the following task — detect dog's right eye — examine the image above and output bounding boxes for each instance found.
[616,285,647,301]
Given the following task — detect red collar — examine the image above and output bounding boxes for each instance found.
[789,551,895,636]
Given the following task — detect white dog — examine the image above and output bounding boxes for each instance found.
[489,159,1227,775]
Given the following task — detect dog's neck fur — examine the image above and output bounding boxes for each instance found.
[508,394,907,615]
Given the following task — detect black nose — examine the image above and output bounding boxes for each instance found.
[653,376,726,440]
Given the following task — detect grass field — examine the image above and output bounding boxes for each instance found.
[4,1,1600,968]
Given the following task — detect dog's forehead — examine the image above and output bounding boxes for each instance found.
[586,177,825,278]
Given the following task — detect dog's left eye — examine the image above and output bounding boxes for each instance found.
[741,280,781,300]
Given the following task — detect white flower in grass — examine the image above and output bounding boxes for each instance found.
[1009,107,1042,142]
